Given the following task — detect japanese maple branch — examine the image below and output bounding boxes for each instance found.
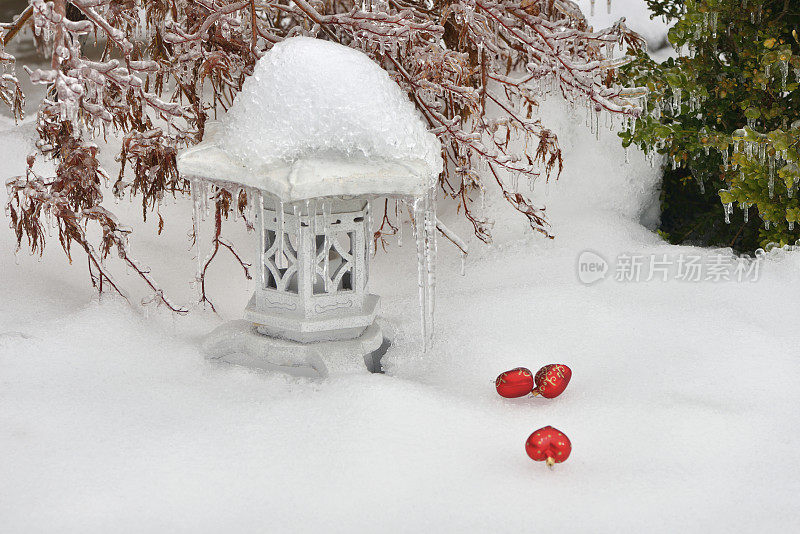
[2,5,33,46]
[199,196,252,312]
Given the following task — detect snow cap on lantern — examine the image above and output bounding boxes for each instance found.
[178,36,442,201]
[179,37,442,354]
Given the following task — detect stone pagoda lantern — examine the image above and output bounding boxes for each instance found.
[178,37,442,377]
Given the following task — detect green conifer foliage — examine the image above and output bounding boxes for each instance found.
[621,0,800,251]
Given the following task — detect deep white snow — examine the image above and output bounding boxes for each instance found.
[2,7,800,532]
[179,37,441,201]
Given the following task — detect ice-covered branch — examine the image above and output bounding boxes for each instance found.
[2,0,646,311]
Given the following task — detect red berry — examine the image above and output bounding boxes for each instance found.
[525,426,571,467]
[495,367,534,398]
[534,364,572,398]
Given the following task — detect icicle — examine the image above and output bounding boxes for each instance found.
[590,0,595,17]
[721,147,729,170]
[769,174,775,198]
[258,192,267,289]
[396,199,403,247]
[190,180,203,292]
[424,190,437,348]
[585,98,592,128]
[742,203,749,223]
[460,252,466,276]
[309,199,317,240]
[412,191,436,351]
[413,196,427,347]
[293,204,301,243]
[203,182,211,220]
[652,100,661,120]
[595,109,601,140]
[765,220,770,230]
[790,221,795,231]
[673,87,682,114]
[231,191,241,222]
[724,203,732,224]
[367,198,375,257]
[276,199,287,269]
[768,151,776,182]
[780,60,789,92]
[606,0,611,14]
[243,189,254,223]
[305,198,312,236]
[322,201,331,292]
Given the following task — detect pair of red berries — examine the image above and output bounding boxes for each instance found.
[495,364,573,469]
[495,364,572,399]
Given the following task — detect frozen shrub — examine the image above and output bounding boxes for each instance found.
[621,0,800,251]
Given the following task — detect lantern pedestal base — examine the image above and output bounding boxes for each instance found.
[243,293,380,343]
[201,319,386,378]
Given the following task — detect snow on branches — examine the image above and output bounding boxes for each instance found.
[2,0,646,311]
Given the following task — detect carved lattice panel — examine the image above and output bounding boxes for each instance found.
[263,229,299,294]
[313,231,355,295]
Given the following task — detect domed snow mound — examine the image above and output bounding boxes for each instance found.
[179,37,441,201]
[221,37,440,174]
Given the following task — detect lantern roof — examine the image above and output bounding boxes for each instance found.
[178,37,442,202]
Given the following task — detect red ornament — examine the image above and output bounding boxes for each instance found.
[533,364,572,398]
[495,367,534,398]
[525,426,571,468]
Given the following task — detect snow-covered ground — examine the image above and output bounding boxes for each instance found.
[3,96,800,531]
[2,5,799,533]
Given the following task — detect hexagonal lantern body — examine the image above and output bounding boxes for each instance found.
[245,197,377,343]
